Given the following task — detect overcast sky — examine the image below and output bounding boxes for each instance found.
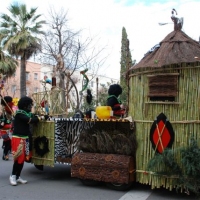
[1,0,200,79]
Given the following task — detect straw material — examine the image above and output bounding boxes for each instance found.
[148,75,177,97]
[130,30,200,70]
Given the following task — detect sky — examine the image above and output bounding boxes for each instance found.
[1,0,200,79]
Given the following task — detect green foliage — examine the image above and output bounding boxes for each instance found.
[179,138,200,196]
[180,138,200,176]
[0,3,46,97]
[120,27,133,106]
[147,148,182,176]
[147,137,200,196]
[98,82,111,106]
[0,47,17,76]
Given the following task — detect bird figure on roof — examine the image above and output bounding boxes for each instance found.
[171,8,183,31]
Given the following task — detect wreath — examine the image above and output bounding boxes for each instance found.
[34,136,49,157]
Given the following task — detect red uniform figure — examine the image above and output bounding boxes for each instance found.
[0,96,13,161]
[9,97,41,186]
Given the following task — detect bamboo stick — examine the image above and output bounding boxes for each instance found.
[130,65,200,189]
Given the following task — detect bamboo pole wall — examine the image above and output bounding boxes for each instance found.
[32,89,66,116]
[32,121,55,167]
[129,65,200,189]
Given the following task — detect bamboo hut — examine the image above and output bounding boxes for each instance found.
[128,11,200,190]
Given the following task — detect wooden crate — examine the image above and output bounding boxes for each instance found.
[71,152,135,184]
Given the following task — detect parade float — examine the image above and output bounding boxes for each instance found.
[31,69,136,190]
[30,10,200,194]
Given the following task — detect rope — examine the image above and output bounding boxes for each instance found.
[154,122,166,154]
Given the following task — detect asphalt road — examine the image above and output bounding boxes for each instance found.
[0,139,198,200]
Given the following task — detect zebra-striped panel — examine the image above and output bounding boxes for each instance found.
[54,118,95,163]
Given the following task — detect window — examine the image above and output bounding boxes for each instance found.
[147,73,179,102]
[11,85,16,93]
[26,72,30,81]
[34,73,38,80]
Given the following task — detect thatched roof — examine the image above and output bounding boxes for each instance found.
[131,30,200,70]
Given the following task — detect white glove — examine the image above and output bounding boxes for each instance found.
[120,104,125,109]
[40,116,45,120]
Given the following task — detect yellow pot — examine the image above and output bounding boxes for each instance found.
[96,106,112,119]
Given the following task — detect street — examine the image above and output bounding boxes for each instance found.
[0,139,198,200]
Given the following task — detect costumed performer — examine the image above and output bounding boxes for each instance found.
[106,84,125,118]
[9,96,47,186]
[0,96,13,160]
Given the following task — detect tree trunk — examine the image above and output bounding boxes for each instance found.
[96,77,99,106]
[59,72,66,110]
[20,56,26,97]
[65,72,70,116]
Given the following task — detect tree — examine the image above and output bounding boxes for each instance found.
[0,47,17,76]
[40,8,107,114]
[120,27,133,109]
[0,3,46,97]
[97,80,116,107]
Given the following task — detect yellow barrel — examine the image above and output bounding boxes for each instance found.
[96,106,112,119]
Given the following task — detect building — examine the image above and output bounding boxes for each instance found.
[4,61,43,98]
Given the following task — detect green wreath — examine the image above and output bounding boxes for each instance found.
[34,136,49,157]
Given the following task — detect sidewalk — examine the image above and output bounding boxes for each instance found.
[119,183,197,200]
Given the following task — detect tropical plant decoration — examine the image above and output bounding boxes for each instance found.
[147,137,200,196]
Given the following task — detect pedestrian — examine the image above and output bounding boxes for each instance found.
[9,96,46,186]
[0,96,14,161]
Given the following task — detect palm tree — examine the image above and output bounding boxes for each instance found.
[0,3,46,97]
[0,47,17,76]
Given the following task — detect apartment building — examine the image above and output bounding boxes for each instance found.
[4,61,43,98]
